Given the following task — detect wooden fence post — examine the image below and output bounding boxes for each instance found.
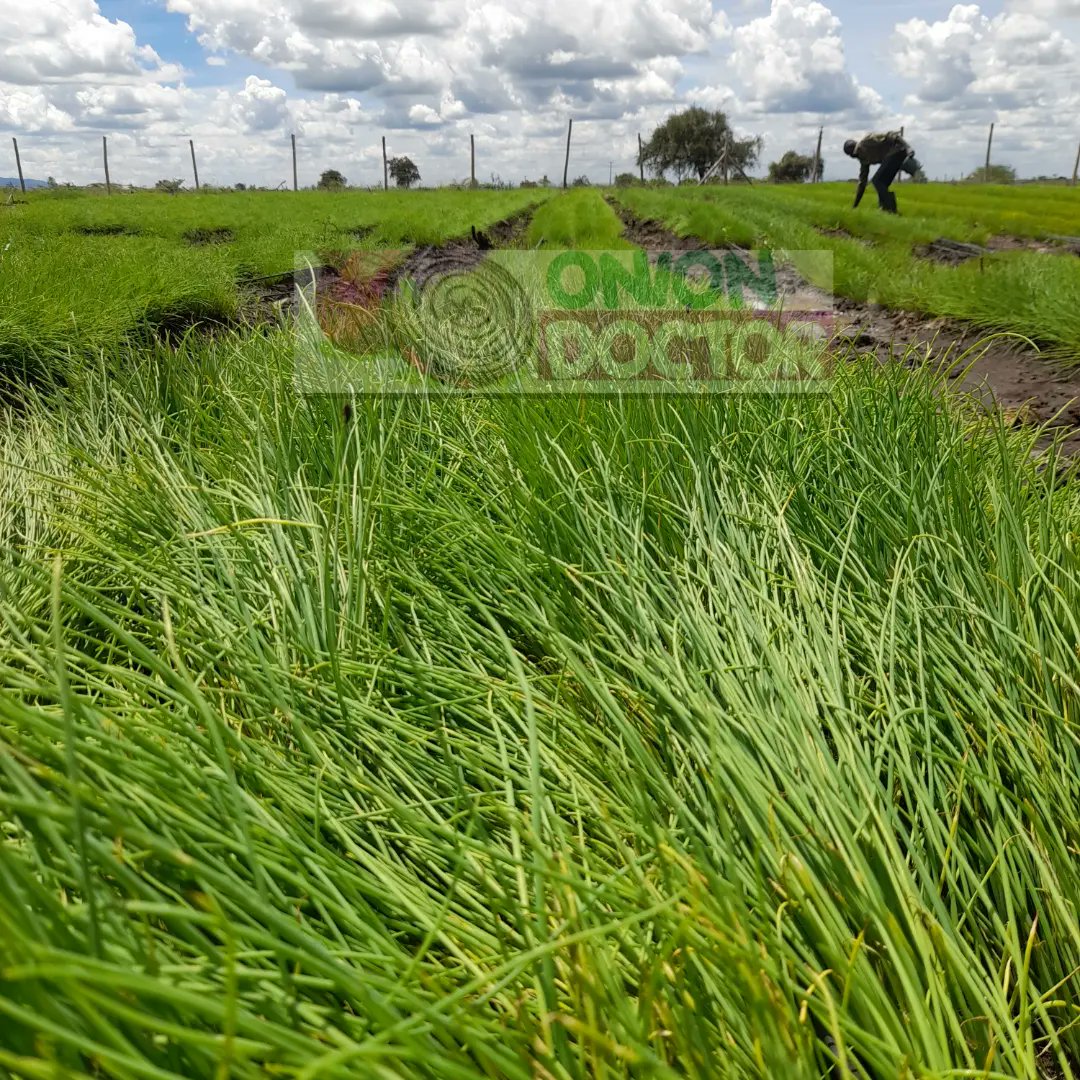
[382,136,388,190]
[189,139,200,191]
[813,126,823,183]
[103,136,111,195]
[984,122,994,182]
[11,137,24,194]
[291,133,298,191]
[562,119,573,189]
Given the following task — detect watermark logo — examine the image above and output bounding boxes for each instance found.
[292,246,835,395]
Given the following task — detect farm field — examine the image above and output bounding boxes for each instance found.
[611,183,1080,359]
[2,184,1080,1079]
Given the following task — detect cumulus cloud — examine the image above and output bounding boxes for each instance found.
[227,76,292,133]
[167,0,723,111]
[893,5,1074,108]
[0,0,176,85]
[727,0,877,114]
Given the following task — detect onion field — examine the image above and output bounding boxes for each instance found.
[1,183,1079,1079]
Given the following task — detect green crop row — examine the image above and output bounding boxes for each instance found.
[1,331,1079,1077]
[611,184,1080,361]
[0,188,549,375]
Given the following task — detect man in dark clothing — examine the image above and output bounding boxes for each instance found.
[844,131,920,214]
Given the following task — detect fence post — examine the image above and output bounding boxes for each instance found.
[562,119,573,189]
[11,137,24,194]
[470,134,475,187]
[189,139,200,191]
[813,126,823,183]
[984,122,994,182]
[382,136,388,190]
[638,133,645,182]
[103,135,111,195]
[291,133,298,191]
[1072,141,1079,187]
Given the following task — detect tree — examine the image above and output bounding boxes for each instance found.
[966,163,1016,184]
[614,172,641,187]
[388,156,420,189]
[317,169,347,190]
[235,182,247,191]
[638,107,762,182]
[571,174,590,187]
[155,178,185,194]
[768,151,816,184]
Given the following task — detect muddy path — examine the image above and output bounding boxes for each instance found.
[608,197,1080,458]
[243,205,537,320]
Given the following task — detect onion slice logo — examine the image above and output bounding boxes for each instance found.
[391,254,535,388]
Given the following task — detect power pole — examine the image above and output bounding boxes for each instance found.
[813,126,823,183]
[382,136,388,190]
[609,160,612,185]
[291,133,298,191]
[1072,141,1079,187]
[11,137,24,194]
[470,133,475,187]
[189,139,200,191]
[638,133,645,182]
[984,122,994,182]
[563,118,573,189]
[722,135,729,186]
[102,135,111,196]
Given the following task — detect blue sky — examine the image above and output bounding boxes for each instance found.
[2,0,1077,187]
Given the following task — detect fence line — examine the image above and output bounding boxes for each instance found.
[7,126,1080,191]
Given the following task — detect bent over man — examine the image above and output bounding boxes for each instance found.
[844,131,920,214]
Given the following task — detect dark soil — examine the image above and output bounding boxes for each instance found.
[75,224,141,237]
[607,198,1080,458]
[914,238,990,265]
[917,235,1080,264]
[239,206,537,325]
[987,234,1080,257]
[817,225,870,245]
[184,227,235,246]
[604,199,704,250]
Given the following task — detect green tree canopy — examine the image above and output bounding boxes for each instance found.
[966,163,1016,184]
[768,151,816,184]
[388,156,421,189]
[317,169,347,190]
[638,107,762,182]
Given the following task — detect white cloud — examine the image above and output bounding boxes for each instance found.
[727,0,877,114]
[0,0,177,85]
[226,75,292,133]
[893,5,1073,107]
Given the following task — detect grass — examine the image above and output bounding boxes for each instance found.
[0,188,549,373]
[611,183,1080,360]
[526,188,634,249]
[2,327,1080,1077]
